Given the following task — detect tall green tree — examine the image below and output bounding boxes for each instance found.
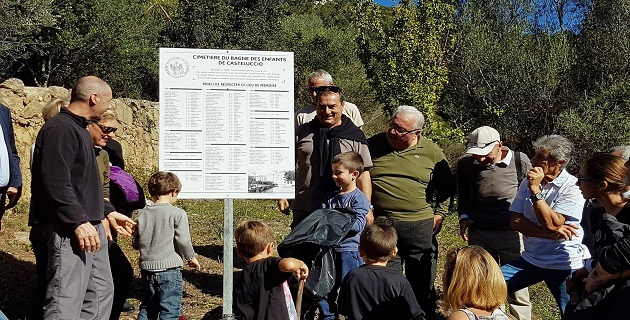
[440,0,577,151]
[354,0,458,144]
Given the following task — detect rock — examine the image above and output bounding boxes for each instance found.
[0,78,25,94]
[48,86,70,100]
[0,90,25,109]
[23,87,51,106]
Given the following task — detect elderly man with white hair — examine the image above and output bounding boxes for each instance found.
[367,106,455,320]
[501,135,589,318]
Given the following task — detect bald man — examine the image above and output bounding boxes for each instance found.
[29,76,118,318]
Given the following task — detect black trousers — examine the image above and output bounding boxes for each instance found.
[109,241,134,320]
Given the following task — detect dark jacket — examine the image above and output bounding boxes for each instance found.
[0,104,22,191]
[29,108,104,229]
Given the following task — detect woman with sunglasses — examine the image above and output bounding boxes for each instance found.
[566,153,630,319]
[87,110,137,319]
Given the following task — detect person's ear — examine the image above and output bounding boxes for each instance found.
[599,180,609,192]
[352,171,360,180]
[391,247,399,258]
[358,245,366,257]
[557,159,567,168]
[266,243,274,255]
[89,93,100,107]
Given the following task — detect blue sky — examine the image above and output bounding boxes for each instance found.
[374,0,396,5]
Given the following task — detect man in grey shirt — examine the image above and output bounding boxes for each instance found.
[457,126,532,320]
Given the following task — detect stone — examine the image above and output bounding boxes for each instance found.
[48,86,70,100]
[0,78,25,94]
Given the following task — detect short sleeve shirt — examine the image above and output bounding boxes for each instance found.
[510,169,589,269]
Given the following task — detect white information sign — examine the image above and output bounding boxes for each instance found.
[159,48,295,199]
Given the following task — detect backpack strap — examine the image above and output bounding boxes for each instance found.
[514,151,523,185]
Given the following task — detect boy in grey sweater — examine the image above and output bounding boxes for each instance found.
[133,171,200,320]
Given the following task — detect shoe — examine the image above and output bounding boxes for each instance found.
[122,301,135,312]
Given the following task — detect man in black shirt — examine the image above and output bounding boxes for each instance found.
[29,76,122,318]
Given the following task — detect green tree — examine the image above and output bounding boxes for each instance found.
[440,0,578,151]
[277,13,376,116]
[354,0,458,144]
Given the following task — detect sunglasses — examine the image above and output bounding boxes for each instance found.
[92,122,118,134]
[576,175,600,183]
[466,140,498,149]
[315,86,341,94]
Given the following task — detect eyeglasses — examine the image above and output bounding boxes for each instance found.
[467,140,498,149]
[387,120,421,136]
[92,122,118,134]
[315,86,341,94]
[576,175,600,183]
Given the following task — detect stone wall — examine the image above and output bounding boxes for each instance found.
[0,78,159,198]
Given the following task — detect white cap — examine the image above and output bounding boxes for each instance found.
[466,126,500,155]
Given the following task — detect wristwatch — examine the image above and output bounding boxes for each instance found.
[530,192,544,201]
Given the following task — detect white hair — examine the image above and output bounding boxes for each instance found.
[308,69,333,85]
[394,105,425,130]
[533,135,574,167]
[610,146,630,161]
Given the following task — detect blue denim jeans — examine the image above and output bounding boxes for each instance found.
[501,257,573,318]
[318,251,363,320]
[138,268,183,320]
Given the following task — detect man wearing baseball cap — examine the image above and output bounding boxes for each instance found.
[456,126,532,319]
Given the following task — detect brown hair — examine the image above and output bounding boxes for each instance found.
[443,246,507,313]
[582,153,629,193]
[147,171,182,198]
[360,222,397,262]
[42,99,68,122]
[332,151,365,174]
[235,220,275,259]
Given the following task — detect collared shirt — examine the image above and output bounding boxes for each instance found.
[510,169,589,270]
[0,122,9,187]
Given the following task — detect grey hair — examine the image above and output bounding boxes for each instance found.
[308,69,333,85]
[394,105,425,130]
[533,135,574,167]
[610,146,630,161]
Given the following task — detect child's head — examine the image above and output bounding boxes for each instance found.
[331,152,364,189]
[235,220,275,260]
[359,222,398,263]
[147,171,182,202]
[443,246,507,313]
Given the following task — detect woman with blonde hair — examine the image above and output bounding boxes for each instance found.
[443,246,512,320]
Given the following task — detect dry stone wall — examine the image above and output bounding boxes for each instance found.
[0,78,159,198]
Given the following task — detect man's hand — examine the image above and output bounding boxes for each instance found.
[527,167,545,193]
[3,186,20,210]
[277,199,290,215]
[366,209,374,225]
[553,224,579,240]
[433,215,444,236]
[106,211,137,237]
[188,257,201,271]
[459,218,474,241]
[74,222,100,252]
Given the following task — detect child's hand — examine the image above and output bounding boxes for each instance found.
[294,263,308,281]
[584,270,606,293]
[188,257,201,271]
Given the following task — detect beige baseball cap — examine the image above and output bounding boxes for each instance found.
[466,126,500,155]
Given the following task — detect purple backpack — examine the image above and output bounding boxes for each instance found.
[109,166,140,202]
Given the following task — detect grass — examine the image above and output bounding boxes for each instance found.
[0,198,559,319]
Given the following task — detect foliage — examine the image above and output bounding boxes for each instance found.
[440,0,578,152]
[354,0,460,145]
[277,13,376,113]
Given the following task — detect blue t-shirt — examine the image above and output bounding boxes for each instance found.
[323,188,370,252]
